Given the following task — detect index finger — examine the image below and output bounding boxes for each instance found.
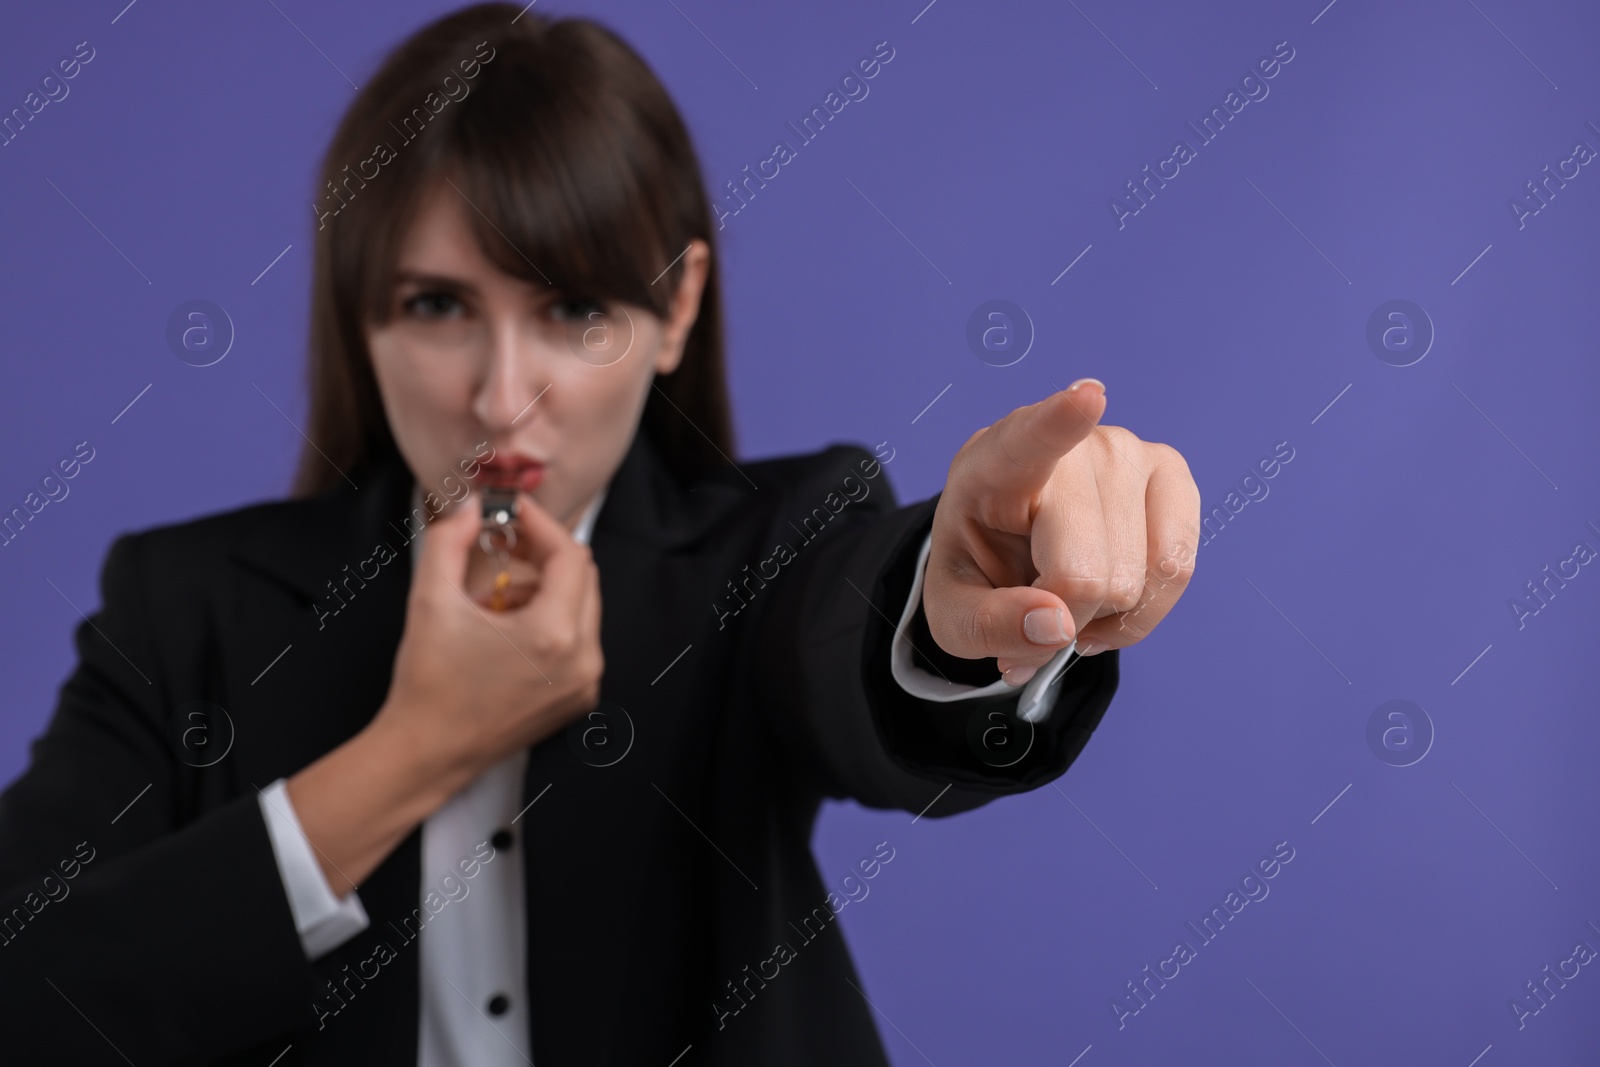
[962,379,1107,506]
[412,488,486,593]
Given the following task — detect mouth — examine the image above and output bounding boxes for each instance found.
[473,456,546,493]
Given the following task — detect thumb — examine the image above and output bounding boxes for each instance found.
[509,491,595,623]
[925,581,1076,664]
[509,489,582,566]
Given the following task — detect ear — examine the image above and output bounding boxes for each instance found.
[654,238,711,376]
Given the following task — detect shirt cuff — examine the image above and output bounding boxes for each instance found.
[257,778,371,960]
[888,530,1078,724]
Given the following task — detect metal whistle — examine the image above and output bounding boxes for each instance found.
[478,485,519,611]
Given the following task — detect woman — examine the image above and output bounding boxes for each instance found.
[0,4,1197,1065]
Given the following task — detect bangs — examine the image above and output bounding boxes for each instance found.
[348,24,681,329]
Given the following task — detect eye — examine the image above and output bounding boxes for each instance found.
[401,291,465,319]
[550,295,608,322]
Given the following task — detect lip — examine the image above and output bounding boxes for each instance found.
[474,456,546,493]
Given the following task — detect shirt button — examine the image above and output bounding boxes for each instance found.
[487,993,511,1016]
[491,828,514,851]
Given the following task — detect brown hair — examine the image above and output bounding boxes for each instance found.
[291,2,735,497]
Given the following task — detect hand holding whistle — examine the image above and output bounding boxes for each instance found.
[464,487,546,612]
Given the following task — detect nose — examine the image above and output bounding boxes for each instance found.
[471,312,551,433]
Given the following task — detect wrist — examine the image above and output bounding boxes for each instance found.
[282,709,479,896]
[359,705,480,817]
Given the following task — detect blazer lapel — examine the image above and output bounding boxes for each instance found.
[230,452,420,600]
[519,427,755,1061]
[227,452,420,768]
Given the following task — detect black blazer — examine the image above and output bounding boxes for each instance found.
[0,427,1118,1066]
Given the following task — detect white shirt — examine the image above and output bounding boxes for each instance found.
[257,485,1074,1064]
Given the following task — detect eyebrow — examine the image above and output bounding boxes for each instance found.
[392,269,476,293]
[392,268,556,295]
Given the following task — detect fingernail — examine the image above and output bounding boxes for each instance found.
[1067,377,1105,396]
[1003,664,1038,687]
[1077,639,1106,657]
[1024,607,1067,645]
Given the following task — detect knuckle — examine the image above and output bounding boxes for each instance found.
[1054,573,1111,609]
[1096,424,1138,450]
[1106,424,1137,443]
[1164,550,1197,582]
[967,602,1000,652]
[1153,544,1197,585]
[1108,574,1144,612]
[999,437,1032,473]
[533,627,567,658]
[414,587,450,617]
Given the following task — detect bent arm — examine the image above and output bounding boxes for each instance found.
[0,534,342,1063]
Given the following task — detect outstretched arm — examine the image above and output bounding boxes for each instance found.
[752,380,1198,818]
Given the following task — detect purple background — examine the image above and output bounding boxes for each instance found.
[4,0,1599,1063]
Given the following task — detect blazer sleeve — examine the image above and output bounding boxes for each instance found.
[749,444,1120,818]
[0,532,328,1064]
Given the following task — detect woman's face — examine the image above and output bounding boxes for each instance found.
[366,176,710,533]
